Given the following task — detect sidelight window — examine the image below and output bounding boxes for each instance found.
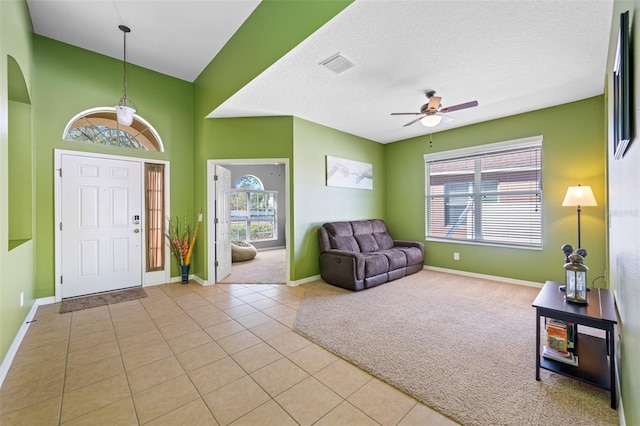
[145,163,165,271]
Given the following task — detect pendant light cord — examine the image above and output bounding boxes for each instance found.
[122,28,127,101]
[119,25,132,106]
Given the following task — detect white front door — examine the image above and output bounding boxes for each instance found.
[215,165,232,281]
[61,154,143,298]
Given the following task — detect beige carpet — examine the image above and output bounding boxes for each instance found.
[60,287,148,313]
[220,248,286,284]
[294,270,618,426]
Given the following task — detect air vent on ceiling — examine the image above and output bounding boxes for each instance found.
[319,53,354,74]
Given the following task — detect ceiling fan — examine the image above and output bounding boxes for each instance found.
[391,91,478,128]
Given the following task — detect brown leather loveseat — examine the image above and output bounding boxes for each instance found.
[318,219,425,291]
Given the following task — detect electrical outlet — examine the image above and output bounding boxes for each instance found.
[453,252,460,261]
[20,292,24,307]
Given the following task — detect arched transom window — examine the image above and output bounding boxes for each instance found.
[63,107,164,152]
[235,175,263,190]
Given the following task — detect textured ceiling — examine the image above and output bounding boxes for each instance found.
[27,0,613,144]
[26,0,261,82]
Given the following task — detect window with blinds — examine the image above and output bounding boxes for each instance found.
[425,136,543,249]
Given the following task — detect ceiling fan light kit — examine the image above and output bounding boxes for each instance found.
[115,24,137,126]
[420,114,442,127]
[391,90,478,128]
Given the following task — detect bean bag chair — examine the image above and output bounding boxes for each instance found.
[231,240,257,262]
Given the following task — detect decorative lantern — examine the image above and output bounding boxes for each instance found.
[564,253,588,304]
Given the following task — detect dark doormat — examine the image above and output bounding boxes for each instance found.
[60,287,148,314]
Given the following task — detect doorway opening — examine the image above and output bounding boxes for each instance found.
[207,159,289,285]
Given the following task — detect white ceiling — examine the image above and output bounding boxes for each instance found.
[27,0,613,144]
[26,0,261,82]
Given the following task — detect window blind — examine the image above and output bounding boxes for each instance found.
[425,137,542,249]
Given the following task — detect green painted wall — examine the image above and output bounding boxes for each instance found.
[32,36,194,294]
[8,99,32,245]
[292,118,386,280]
[193,116,294,279]
[1,0,36,363]
[7,56,33,248]
[386,97,606,285]
[193,0,352,281]
[608,2,640,424]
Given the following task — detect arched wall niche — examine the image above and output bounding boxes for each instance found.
[7,55,33,249]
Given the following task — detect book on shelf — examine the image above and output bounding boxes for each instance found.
[542,345,579,366]
[545,318,575,350]
[546,322,567,351]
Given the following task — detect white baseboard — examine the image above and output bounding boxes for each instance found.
[292,268,542,289]
[165,274,203,285]
[257,246,286,252]
[289,274,321,287]
[0,299,43,388]
[36,296,56,305]
[423,265,544,288]
[191,274,206,286]
[616,355,625,425]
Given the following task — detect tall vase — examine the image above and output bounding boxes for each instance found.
[180,264,190,284]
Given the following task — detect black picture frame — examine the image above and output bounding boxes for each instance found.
[613,11,633,160]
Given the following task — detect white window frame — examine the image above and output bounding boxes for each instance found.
[424,135,543,250]
[62,107,164,152]
[230,189,278,242]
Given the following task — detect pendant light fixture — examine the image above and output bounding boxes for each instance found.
[115,25,137,126]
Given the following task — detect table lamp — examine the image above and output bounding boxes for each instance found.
[562,185,597,249]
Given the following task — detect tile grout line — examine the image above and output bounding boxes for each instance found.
[111,299,145,425]
[56,309,74,425]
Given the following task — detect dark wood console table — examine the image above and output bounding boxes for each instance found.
[532,281,618,409]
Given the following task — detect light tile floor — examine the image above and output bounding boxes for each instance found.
[0,282,459,425]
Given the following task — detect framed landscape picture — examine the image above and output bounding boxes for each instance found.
[613,11,633,160]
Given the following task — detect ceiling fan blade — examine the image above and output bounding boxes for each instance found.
[439,100,478,113]
[427,96,442,111]
[403,116,425,127]
[438,113,454,124]
[391,112,423,115]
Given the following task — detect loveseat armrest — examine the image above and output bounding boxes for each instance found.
[393,240,425,256]
[319,250,366,291]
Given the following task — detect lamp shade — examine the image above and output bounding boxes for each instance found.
[562,185,597,207]
[116,105,136,126]
[420,114,442,127]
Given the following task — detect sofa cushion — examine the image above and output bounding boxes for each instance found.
[352,220,373,235]
[396,247,424,266]
[366,219,393,250]
[325,221,354,237]
[363,253,389,277]
[330,235,360,252]
[355,233,379,253]
[370,219,387,233]
[380,249,407,270]
[373,231,394,250]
